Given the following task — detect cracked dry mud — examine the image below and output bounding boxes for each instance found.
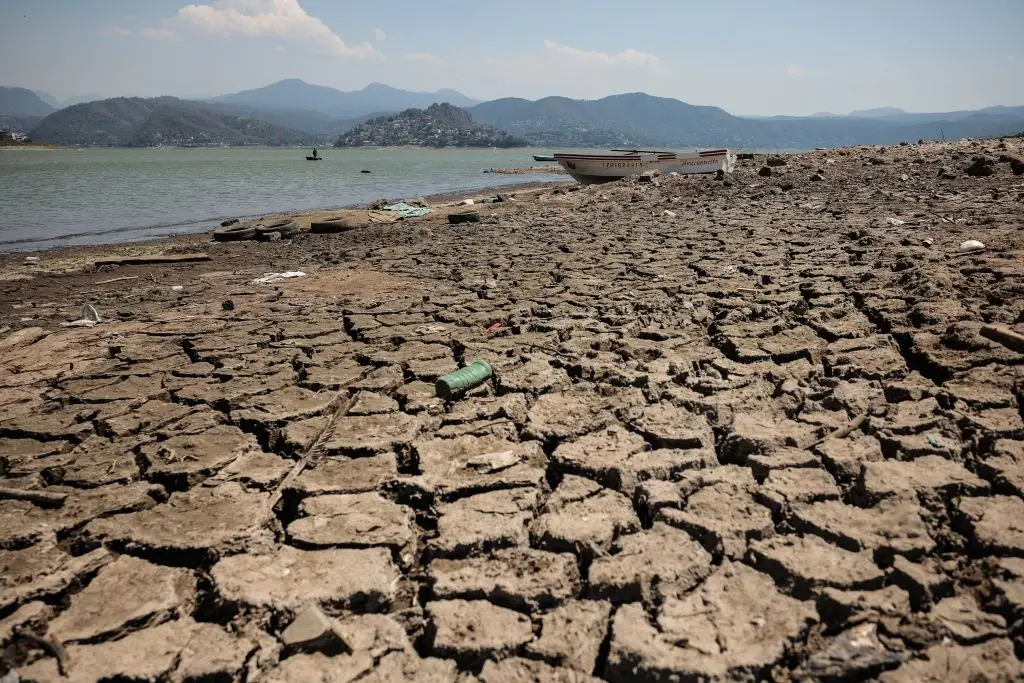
[2,138,1024,681]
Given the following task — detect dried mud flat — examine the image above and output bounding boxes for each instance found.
[1,139,1024,682]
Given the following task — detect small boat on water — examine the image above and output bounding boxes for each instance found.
[553,148,734,185]
[533,154,556,162]
[306,155,321,161]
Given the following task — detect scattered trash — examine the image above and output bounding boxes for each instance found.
[171,285,184,291]
[220,218,240,227]
[886,217,906,226]
[222,300,235,311]
[448,211,480,225]
[467,450,521,474]
[250,271,306,285]
[958,240,985,253]
[459,199,475,206]
[923,238,934,247]
[927,435,941,447]
[382,202,432,218]
[367,211,401,225]
[61,304,101,328]
[23,256,39,265]
[436,360,493,399]
[663,210,677,218]
[94,253,211,266]
[310,218,355,233]
[415,324,448,336]
[487,322,502,331]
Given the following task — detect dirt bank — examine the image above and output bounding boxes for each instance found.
[1,138,1023,681]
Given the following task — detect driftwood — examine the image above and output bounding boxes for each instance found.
[94,275,140,285]
[980,325,1024,354]
[94,253,211,267]
[0,486,68,506]
[809,411,869,448]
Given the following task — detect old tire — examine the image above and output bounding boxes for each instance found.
[310,218,355,234]
[213,223,257,241]
[256,219,298,238]
[448,211,480,224]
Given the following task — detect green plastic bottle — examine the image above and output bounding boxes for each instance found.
[435,360,493,399]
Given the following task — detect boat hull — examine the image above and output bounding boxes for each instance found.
[554,149,733,184]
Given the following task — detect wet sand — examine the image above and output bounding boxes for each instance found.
[1,139,1023,681]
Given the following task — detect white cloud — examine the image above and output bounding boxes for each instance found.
[112,27,132,36]
[786,63,804,79]
[140,27,181,41]
[171,0,378,57]
[374,28,387,41]
[543,40,660,68]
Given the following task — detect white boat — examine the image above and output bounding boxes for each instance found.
[553,148,734,184]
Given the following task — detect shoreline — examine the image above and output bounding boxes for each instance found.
[0,177,572,277]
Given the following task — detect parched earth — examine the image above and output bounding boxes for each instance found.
[1,139,1023,681]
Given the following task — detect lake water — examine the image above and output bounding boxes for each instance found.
[0,147,561,252]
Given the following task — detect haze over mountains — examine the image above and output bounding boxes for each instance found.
[2,79,1022,150]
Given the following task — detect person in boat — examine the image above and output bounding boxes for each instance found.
[311,148,318,159]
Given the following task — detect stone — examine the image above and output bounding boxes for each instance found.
[287,492,416,555]
[606,562,817,682]
[878,639,1019,682]
[84,483,273,561]
[748,534,884,596]
[530,476,640,559]
[480,658,603,683]
[528,600,612,673]
[426,599,533,665]
[280,605,344,651]
[47,555,196,643]
[792,495,935,562]
[860,455,988,499]
[429,548,580,610]
[958,495,1024,556]
[964,156,995,177]
[798,622,901,681]
[212,546,398,614]
[429,487,541,558]
[588,523,713,604]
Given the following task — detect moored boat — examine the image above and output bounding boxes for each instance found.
[553,148,734,185]
[533,154,556,162]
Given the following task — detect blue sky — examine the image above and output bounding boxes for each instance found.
[2,0,1021,115]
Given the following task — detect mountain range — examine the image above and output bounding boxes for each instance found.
[3,79,1023,149]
